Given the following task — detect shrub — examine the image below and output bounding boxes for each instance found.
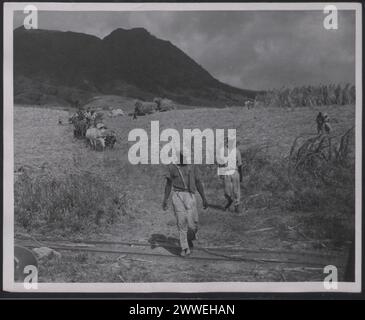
[288,129,355,214]
[14,168,132,233]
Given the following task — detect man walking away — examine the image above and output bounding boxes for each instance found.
[162,150,208,257]
[218,136,243,213]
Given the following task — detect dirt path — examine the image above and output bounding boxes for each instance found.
[19,192,350,283]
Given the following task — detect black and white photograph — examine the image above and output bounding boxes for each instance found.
[3,2,362,293]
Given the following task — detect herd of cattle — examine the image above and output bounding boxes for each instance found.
[68,97,176,151]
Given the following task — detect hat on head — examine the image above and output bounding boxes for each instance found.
[224,131,237,145]
[172,143,191,164]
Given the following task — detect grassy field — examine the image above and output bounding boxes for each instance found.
[14,103,356,282]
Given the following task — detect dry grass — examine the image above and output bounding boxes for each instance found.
[13,103,355,282]
[14,104,355,228]
[15,167,134,234]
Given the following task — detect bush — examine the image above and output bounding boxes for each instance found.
[15,169,132,233]
[288,129,355,214]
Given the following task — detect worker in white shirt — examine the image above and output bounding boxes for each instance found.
[217,135,243,213]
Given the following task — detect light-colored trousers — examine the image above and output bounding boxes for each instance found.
[223,170,241,206]
[171,191,199,250]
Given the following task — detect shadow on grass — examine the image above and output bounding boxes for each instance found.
[148,234,181,256]
[206,203,225,211]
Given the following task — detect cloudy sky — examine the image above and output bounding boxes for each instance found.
[14,10,356,90]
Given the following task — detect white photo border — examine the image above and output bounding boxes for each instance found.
[3,2,362,293]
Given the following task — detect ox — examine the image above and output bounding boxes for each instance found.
[85,125,106,151]
[153,97,176,112]
[134,100,158,116]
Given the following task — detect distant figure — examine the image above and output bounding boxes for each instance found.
[244,100,254,109]
[323,113,332,134]
[133,112,137,120]
[58,118,62,125]
[316,112,325,134]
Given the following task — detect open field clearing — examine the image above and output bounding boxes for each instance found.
[14,103,355,282]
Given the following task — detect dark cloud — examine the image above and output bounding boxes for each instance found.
[14,10,356,90]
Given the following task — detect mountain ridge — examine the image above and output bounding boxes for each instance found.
[14,26,256,107]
